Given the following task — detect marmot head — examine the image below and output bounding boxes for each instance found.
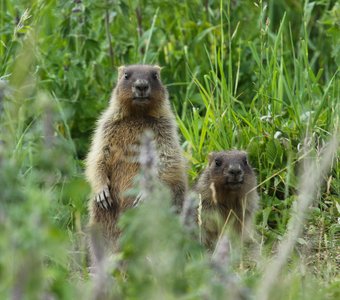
[207,150,256,192]
[113,64,168,115]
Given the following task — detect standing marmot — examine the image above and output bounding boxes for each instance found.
[195,150,259,248]
[85,64,187,259]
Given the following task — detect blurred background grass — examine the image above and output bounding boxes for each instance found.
[0,0,339,299]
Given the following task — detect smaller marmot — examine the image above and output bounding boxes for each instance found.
[195,150,259,248]
[85,64,187,261]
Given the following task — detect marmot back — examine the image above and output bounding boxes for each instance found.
[195,150,259,248]
[85,64,187,262]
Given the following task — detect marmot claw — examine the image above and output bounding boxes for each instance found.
[95,186,113,210]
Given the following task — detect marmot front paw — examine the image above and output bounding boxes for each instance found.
[95,185,115,210]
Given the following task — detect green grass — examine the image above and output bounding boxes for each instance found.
[0,0,339,299]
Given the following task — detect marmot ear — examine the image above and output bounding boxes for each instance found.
[208,152,217,165]
[241,151,249,164]
[240,150,248,159]
[153,65,162,71]
[117,66,125,80]
[153,65,162,76]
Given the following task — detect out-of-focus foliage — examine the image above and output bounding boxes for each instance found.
[0,0,339,299]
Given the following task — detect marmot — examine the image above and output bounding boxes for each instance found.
[195,150,259,248]
[85,64,187,259]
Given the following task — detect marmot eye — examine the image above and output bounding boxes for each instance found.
[152,72,158,80]
[124,73,130,80]
[215,159,222,167]
[243,156,248,166]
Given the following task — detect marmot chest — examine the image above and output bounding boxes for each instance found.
[104,117,172,164]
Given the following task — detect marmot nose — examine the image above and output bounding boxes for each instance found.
[227,165,243,177]
[134,79,150,93]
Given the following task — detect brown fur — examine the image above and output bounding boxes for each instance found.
[195,150,259,248]
[85,64,187,257]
